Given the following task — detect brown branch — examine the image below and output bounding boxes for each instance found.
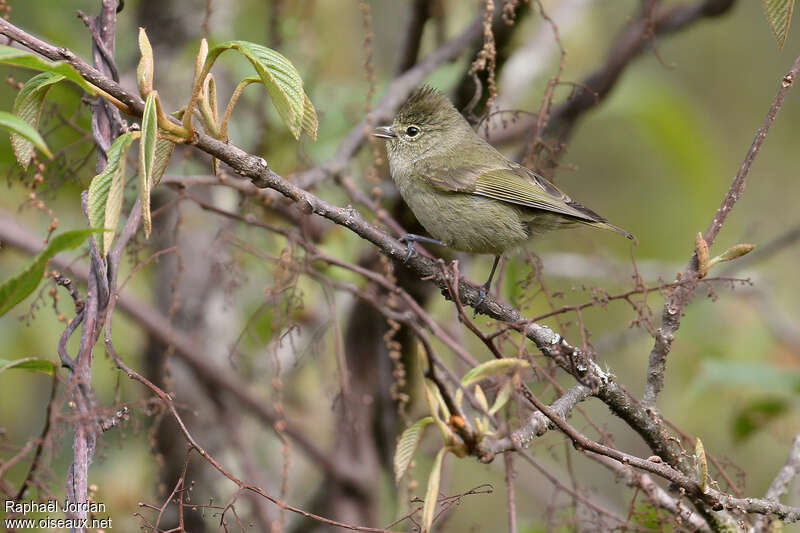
[0,14,694,496]
[63,3,121,525]
[516,384,800,525]
[642,53,800,408]
[486,383,592,456]
[3,17,798,527]
[504,453,517,533]
[587,452,710,532]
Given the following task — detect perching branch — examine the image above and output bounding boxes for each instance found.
[2,11,798,530]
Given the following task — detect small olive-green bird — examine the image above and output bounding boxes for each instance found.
[373,86,634,303]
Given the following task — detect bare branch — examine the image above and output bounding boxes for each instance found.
[642,53,800,408]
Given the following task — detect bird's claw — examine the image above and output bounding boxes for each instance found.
[473,285,489,318]
[398,234,445,264]
[398,235,415,264]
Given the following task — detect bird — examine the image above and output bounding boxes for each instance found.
[372,85,635,306]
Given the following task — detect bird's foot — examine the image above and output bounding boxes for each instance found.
[398,234,445,264]
[473,282,491,318]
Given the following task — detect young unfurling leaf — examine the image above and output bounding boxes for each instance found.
[421,447,449,533]
[393,416,433,484]
[11,72,63,168]
[762,0,795,49]
[137,27,154,96]
[139,92,158,238]
[205,41,317,139]
[87,132,137,254]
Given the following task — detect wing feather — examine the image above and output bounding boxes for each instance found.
[416,162,635,241]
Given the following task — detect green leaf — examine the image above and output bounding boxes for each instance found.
[461,358,530,387]
[11,72,64,168]
[207,41,316,139]
[762,0,796,49]
[0,110,52,160]
[0,357,56,375]
[394,416,433,484]
[0,228,105,317]
[422,447,449,533]
[0,45,97,94]
[87,132,137,254]
[300,92,318,140]
[151,136,174,186]
[139,92,158,239]
[489,378,514,415]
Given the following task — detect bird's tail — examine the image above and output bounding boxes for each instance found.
[588,220,638,245]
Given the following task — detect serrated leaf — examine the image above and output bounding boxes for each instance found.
[0,228,105,317]
[87,132,136,254]
[11,72,63,168]
[151,136,174,186]
[0,45,97,94]
[0,357,56,375]
[139,92,158,238]
[300,92,318,140]
[422,447,449,533]
[762,0,795,49]
[461,358,530,387]
[0,110,52,161]
[207,41,316,139]
[394,416,433,484]
[489,378,514,415]
[137,27,154,95]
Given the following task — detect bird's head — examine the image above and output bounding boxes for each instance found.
[372,86,469,163]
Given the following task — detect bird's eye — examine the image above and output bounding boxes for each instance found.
[406,126,420,137]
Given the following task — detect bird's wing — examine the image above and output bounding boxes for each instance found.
[416,159,599,220]
[416,160,635,241]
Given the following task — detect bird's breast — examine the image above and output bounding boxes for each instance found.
[393,169,530,255]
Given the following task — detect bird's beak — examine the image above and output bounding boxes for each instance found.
[371,125,396,139]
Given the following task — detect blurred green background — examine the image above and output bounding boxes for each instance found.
[1,0,799,531]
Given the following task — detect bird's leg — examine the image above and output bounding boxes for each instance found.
[474,255,501,313]
[398,233,445,263]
